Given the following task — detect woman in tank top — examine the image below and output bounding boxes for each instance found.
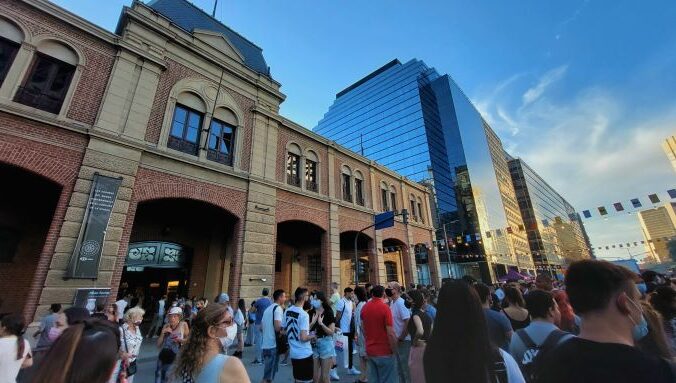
[174,303,249,383]
[407,290,433,383]
[501,286,531,330]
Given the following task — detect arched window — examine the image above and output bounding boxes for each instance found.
[417,197,425,224]
[389,185,397,212]
[0,18,23,86]
[207,107,237,165]
[305,150,318,192]
[168,92,205,156]
[380,182,389,211]
[341,165,352,202]
[354,171,364,206]
[410,194,417,221]
[15,39,78,114]
[286,143,302,187]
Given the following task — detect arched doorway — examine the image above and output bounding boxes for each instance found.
[275,221,325,294]
[339,231,374,287]
[382,238,408,286]
[118,198,238,311]
[0,163,61,315]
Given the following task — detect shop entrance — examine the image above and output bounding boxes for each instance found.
[118,198,238,314]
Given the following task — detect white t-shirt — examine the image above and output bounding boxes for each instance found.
[234,309,245,327]
[499,349,526,383]
[335,297,354,333]
[284,306,312,359]
[158,299,166,316]
[390,297,411,341]
[0,336,30,383]
[116,299,128,319]
[261,304,283,350]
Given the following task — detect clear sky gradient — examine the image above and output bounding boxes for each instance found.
[52,0,676,261]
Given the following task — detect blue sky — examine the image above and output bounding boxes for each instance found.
[53,0,676,261]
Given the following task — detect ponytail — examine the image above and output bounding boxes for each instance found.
[16,333,24,361]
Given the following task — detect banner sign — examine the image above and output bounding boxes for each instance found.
[73,288,111,314]
[126,241,190,269]
[66,174,122,279]
[374,211,395,230]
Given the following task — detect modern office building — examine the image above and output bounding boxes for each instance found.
[315,59,534,282]
[664,136,676,173]
[638,202,676,263]
[508,156,593,278]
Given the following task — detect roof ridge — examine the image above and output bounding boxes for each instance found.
[176,0,264,52]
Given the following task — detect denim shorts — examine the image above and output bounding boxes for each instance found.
[262,347,279,380]
[313,337,336,360]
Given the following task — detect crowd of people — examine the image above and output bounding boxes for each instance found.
[0,259,674,383]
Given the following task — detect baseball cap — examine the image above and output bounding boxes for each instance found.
[217,293,230,303]
[168,307,183,316]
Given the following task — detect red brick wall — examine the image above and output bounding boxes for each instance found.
[110,167,247,304]
[276,127,329,196]
[0,113,87,319]
[144,59,254,171]
[275,190,329,231]
[2,0,115,125]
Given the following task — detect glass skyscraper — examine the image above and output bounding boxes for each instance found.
[508,156,593,279]
[315,59,534,282]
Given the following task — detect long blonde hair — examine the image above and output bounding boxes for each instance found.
[174,303,229,378]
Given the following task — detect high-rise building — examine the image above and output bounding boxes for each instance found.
[638,202,676,263]
[508,156,593,277]
[664,136,676,173]
[315,59,535,282]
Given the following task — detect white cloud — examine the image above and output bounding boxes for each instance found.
[475,74,676,261]
[522,65,568,106]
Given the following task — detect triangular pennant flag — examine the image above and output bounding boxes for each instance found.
[631,198,642,208]
[598,206,608,216]
[649,194,660,204]
[614,202,624,212]
[582,210,592,218]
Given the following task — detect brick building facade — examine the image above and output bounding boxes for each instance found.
[0,0,437,322]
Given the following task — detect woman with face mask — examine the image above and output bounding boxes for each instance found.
[174,303,249,383]
[156,306,190,383]
[309,291,336,383]
[110,307,145,383]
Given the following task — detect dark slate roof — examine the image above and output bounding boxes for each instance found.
[146,0,270,76]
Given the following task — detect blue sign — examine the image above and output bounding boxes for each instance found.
[374,211,395,230]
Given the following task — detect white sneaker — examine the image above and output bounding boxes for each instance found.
[349,367,362,375]
[330,368,340,381]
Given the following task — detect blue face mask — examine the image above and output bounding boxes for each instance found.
[311,299,322,309]
[628,298,648,341]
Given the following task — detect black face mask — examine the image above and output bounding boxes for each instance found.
[385,288,394,297]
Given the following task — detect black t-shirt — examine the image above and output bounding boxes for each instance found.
[310,306,335,338]
[536,337,675,383]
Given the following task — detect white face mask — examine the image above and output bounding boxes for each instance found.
[219,324,237,349]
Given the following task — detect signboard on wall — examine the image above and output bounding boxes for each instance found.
[65,174,122,279]
[125,241,190,269]
[73,288,111,314]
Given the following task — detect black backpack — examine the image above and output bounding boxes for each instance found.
[515,329,568,382]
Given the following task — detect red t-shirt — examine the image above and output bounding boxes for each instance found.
[360,298,394,356]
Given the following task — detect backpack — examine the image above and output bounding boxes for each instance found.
[515,329,568,382]
[339,298,355,334]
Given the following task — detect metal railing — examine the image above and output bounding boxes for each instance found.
[306,180,318,192]
[287,174,301,187]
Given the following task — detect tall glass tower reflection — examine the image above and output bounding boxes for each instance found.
[315,59,534,282]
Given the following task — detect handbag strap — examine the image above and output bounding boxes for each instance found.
[122,326,129,353]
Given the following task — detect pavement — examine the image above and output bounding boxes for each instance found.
[134,337,364,383]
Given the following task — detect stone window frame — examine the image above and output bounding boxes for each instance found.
[354,170,365,207]
[158,78,245,171]
[0,16,85,121]
[417,196,425,224]
[380,181,389,212]
[303,148,320,193]
[341,165,353,203]
[389,185,398,213]
[286,142,302,188]
[409,194,418,221]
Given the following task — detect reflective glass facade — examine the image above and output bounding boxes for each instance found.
[315,59,534,282]
[508,157,593,277]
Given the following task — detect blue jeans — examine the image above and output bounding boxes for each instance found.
[396,340,411,383]
[155,359,172,383]
[254,324,263,361]
[262,347,279,381]
[367,355,397,383]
